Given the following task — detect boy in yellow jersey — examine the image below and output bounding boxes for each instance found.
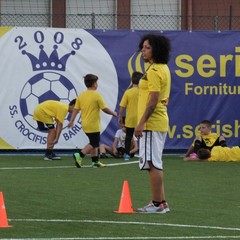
[33,99,76,160]
[67,74,117,168]
[184,146,240,162]
[185,120,227,158]
[118,71,143,160]
[134,34,171,213]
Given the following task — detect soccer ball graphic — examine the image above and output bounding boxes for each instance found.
[20,71,77,130]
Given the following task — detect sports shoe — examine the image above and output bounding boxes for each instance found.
[137,203,166,213]
[44,155,52,161]
[51,153,61,160]
[147,200,170,213]
[73,153,82,168]
[44,153,61,161]
[99,153,108,159]
[162,202,170,213]
[124,154,130,161]
[189,153,198,158]
[92,161,107,168]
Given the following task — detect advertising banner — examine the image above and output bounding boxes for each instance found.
[0,27,239,150]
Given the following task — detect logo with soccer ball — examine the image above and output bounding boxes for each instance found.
[1,28,118,149]
[16,31,82,131]
[20,72,77,130]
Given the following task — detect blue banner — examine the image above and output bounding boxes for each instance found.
[0,28,239,149]
[88,30,240,149]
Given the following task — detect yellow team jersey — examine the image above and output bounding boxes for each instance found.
[75,90,107,133]
[208,146,240,162]
[192,133,219,147]
[138,63,171,131]
[119,87,138,128]
[33,100,68,124]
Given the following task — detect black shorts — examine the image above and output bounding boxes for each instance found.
[86,132,100,148]
[117,147,125,155]
[37,121,55,131]
[116,147,135,158]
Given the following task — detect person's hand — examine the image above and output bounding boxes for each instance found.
[67,121,74,128]
[113,148,118,155]
[118,116,123,125]
[52,139,58,145]
[134,124,144,138]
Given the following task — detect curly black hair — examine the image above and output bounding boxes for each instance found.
[138,34,171,64]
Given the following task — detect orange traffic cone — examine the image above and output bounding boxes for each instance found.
[114,180,137,213]
[0,192,12,228]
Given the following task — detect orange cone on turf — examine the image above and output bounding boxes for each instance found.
[0,192,11,228]
[114,180,137,213]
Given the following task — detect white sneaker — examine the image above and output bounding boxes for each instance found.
[137,203,166,213]
[162,202,170,213]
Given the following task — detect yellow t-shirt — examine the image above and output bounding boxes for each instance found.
[138,63,171,131]
[119,87,138,128]
[192,133,220,147]
[75,90,107,133]
[33,100,68,124]
[208,146,240,162]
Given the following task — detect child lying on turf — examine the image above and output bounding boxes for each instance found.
[183,146,240,162]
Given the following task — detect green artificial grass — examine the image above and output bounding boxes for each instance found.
[0,154,239,239]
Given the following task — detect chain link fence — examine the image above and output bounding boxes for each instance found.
[1,13,240,30]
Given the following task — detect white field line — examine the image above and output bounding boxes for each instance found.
[1,236,240,240]
[0,160,138,170]
[9,218,240,231]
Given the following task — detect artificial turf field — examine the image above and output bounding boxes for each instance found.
[0,154,239,239]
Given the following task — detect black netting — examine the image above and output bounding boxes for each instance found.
[1,13,240,30]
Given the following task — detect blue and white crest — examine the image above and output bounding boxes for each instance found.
[0,27,118,149]
[17,30,80,131]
